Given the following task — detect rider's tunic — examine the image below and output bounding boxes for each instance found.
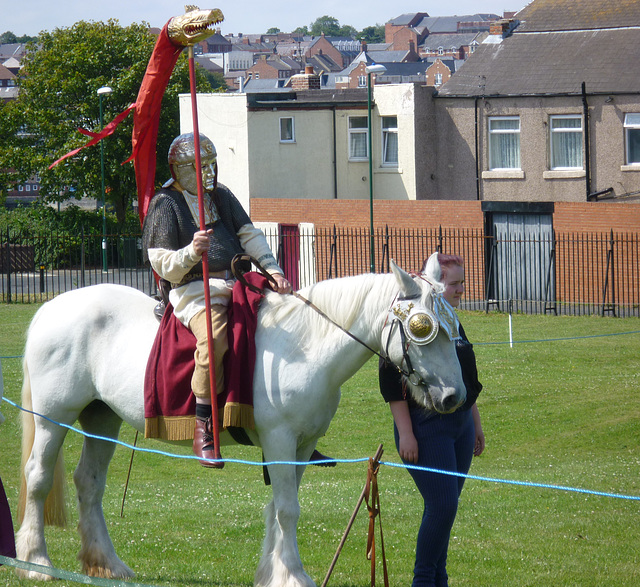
[142,181,282,399]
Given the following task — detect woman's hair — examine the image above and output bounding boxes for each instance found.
[422,253,464,282]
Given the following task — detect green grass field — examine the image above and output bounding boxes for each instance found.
[0,303,639,586]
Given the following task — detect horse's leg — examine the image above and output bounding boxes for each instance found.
[255,438,316,587]
[15,420,69,580]
[74,401,133,579]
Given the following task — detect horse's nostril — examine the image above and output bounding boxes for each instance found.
[442,394,459,412]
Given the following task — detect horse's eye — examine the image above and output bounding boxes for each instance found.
[409,313,433,338]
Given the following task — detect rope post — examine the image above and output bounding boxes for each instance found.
[188,44,223,468]
[120,430,139,517]
[322,444,386,587]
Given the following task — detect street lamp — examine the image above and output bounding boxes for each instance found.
[97,86,112,272]
[365,63,386,273]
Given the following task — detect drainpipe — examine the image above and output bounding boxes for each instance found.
[581,81,591,200]
[332,106,338,198]
[474,96,480,200]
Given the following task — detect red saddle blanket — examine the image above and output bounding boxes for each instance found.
[144,273,268,440]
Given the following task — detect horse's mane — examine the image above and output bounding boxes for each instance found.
[260,273,399,346]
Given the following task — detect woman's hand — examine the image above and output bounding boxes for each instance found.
[471,403,485,456]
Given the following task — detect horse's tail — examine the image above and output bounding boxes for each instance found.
[17,356,67,527]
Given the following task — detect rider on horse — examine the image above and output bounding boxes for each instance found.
[142,132,292,466]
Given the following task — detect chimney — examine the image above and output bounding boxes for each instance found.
[490,19,517,38]
[291,66,321,90]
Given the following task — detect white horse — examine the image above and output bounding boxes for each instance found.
[16,261,465,587]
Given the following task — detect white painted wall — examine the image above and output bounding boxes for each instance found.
[179,93,251,213]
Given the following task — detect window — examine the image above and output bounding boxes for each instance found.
[279,117,295,143]
[382,116,398,165]
[624,113,640,164]
[434,73,443,87]
[550,115,583,169]
[358,75,367,87]
[438,47,444,55]
[348,116,368,160]
[488,117,521,169]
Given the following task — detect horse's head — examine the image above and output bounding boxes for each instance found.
[381,261,466,414]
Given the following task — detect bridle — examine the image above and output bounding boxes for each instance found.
[231,255,459,387]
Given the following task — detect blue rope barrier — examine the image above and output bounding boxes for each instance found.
[475,329,640,346]
[0,554,159,586]
[2,396,638,502]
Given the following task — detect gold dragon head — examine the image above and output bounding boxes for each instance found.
[168,5,224,46]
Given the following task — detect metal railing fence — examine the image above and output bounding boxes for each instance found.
[1,226,638,317]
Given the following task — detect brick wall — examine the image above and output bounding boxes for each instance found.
[251,199,485,230]
[554,202,640,234]
[253,198,640,234]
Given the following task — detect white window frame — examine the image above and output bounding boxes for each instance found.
[550,114,583,170]
[488,116,521,170]
[381,116,398,166]
[279,117,295,143]
[357,75,367,87]
[348,116,369,161]
[624,113,640,165]
[434,73,443,87]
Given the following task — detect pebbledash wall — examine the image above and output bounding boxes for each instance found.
[251,198,640,233]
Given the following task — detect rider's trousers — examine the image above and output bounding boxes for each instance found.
[188,304,228,401]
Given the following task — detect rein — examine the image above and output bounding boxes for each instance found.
[231,255,426,384]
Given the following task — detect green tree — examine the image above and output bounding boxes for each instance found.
[266,27,281,34]
[310,15,341,37]
[1,31,38,44]
[360,25,385,44]
[292,26,309,36]
[0,31,17,43]
[337,25,358,38]
[0,20,212,225]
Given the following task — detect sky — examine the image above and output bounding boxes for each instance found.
[4,1,530,38]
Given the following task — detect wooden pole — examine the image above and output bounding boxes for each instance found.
[188,45,223,467]
[321,444,384,587]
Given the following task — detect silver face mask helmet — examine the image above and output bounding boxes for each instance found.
[168,132,217,194]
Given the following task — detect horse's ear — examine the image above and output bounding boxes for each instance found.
[390,259,421,298]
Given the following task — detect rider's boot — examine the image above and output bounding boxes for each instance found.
[193,415,224,469]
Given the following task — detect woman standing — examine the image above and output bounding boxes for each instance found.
[379,252,484,586]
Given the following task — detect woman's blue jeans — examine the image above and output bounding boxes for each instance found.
[394,407,475,587]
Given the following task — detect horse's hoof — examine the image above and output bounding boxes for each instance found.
[82,564,135,579]
[16,569,56,581]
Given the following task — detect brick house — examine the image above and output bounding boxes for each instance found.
[0,63,17,102]
[424,59,453,88]
[246,54,302,81]
[306,35,356,69]
[385,12,498,58]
